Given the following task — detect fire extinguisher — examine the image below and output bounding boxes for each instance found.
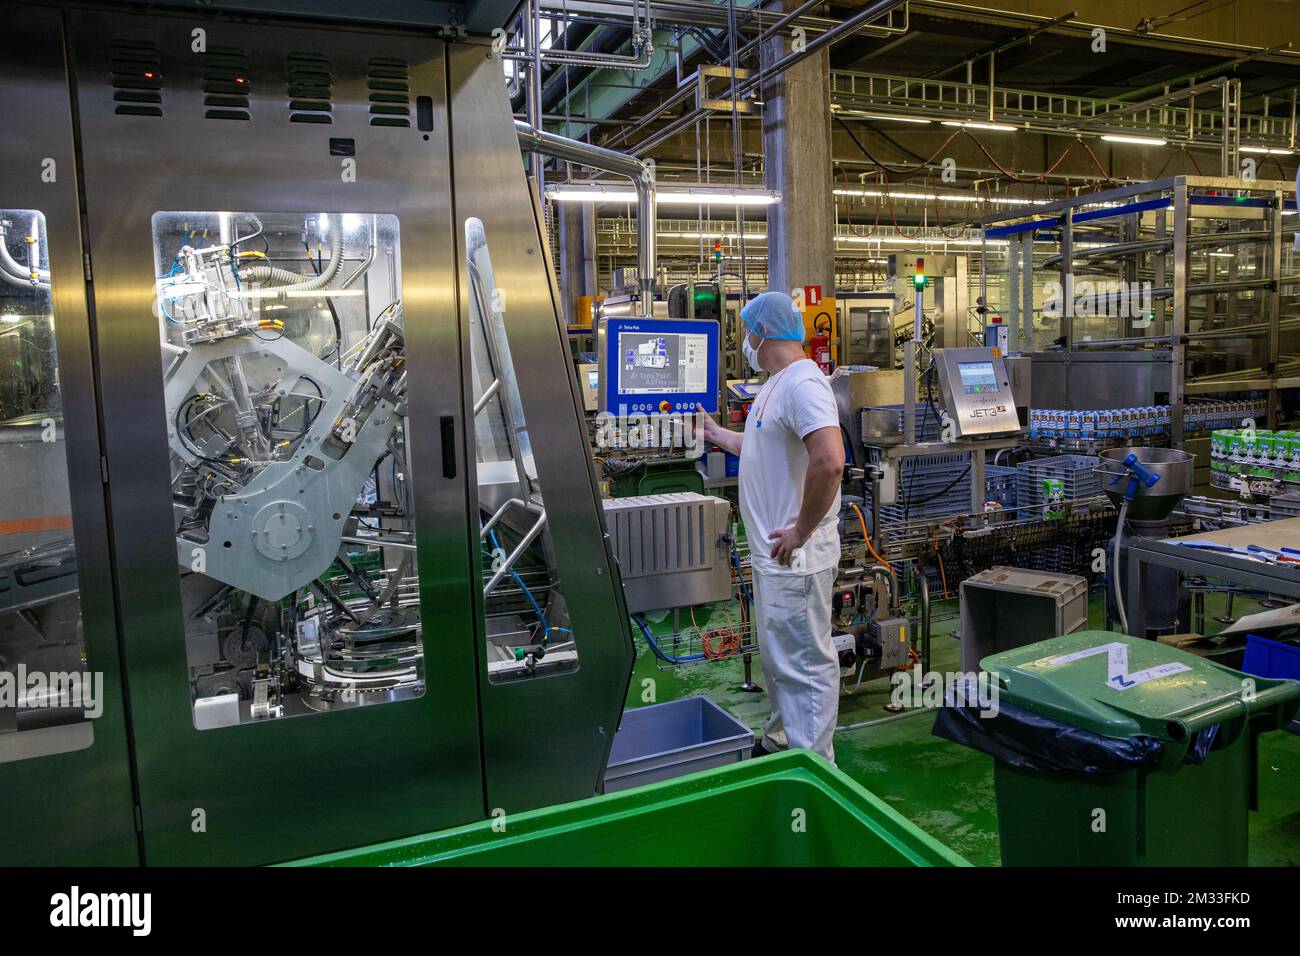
[808,312,833,375]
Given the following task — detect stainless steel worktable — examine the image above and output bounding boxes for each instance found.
[1126,517,1300,637]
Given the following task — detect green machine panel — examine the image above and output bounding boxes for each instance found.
[0,3,139,865]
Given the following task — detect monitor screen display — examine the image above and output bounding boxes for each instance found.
[957,361,998,395]
[616,331,710,396]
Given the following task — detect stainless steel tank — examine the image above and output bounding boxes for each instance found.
[1096,446,1194,521]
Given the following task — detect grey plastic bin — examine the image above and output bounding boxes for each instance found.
[958,566,1089,671]
[602,696,753,793]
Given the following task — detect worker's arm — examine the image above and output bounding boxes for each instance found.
[769,426,845,566]
[695,403,743,456]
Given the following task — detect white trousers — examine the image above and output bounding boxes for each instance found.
[751,564,839,763]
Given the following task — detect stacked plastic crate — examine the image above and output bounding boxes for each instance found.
[1015,455,1102,515]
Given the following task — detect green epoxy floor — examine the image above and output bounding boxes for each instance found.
[625,594,1300,866]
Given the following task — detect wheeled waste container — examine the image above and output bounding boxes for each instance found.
[935,630,1300,866]
[287,750,967,867]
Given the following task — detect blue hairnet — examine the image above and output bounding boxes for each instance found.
[740,291,805,343]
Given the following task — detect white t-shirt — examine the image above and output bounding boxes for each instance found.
[739,358,841,575]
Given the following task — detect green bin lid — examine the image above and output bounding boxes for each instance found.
[981,631,1300,744]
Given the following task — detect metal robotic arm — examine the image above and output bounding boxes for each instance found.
[161,283,407,602]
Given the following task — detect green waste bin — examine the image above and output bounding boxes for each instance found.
[607,457,704,497]
[974,631,1300,866]
[286,750,968,867]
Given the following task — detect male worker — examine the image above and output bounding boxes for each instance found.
[697,291,845,762]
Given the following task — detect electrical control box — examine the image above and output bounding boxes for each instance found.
[933,346,1021,438]
[867,616,912,669]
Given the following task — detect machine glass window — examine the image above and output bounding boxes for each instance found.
[0,209,96,762]
[466,218,580,683]
[151,211,424,728]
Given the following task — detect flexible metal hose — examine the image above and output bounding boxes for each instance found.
[238,217,342,291]
[0,259,35,289]
[0,219,51,288]
[1113,500,1130,634]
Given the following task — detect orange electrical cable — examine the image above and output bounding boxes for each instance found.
[850,502,892,572]
[933,530,950,599]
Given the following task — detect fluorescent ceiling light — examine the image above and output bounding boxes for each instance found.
[941,121,1017,132]
[547,184,780,206]
[657,190,779,207]
[1,313,22,322]
[1240,146,1295,155]
[1102,134,1167,146]
[836,235,992,247]
[658,231,1001,247]
[658,231,767,240]
[833,188,1048,206]
[548,187,638,202]
[837,110,931,125]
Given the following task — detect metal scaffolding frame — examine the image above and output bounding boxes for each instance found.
[830,71,1296,152]
[979,175,1299,444]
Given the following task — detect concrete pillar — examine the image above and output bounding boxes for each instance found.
[762,0,835,295]
[559,202,585,324]
[581,203,599,296]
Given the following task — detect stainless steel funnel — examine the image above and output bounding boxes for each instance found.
[1096,446,1194,522]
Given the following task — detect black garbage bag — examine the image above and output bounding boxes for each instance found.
[1181,721,1221,766]
[932,699,1166,774]
[602,457,644,479]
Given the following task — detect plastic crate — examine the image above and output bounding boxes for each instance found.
[985,464,1018,508]
[1271,492,1300,519]
[959,566,1089,670]
[288,750,969,867]
[602,696,753,793]
[875,451,975,523]
[1242,634,1300,682]
[1016,454,1102,511]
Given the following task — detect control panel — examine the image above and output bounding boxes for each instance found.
[933,346,1021,438]
[598,317,720,414]
[577,361,599,412]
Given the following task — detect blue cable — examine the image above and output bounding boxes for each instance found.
[631,613,708,665]
[730,543,753,604]
[487,526,549,638]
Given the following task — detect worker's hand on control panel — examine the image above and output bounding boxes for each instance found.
[695,404,722,442]
[768,524,810,568]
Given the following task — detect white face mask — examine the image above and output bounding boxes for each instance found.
[742,332,763,373]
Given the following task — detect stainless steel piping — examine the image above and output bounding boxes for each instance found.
[630,0,910,155]
[516,120,657,314]
[502,0,655,71]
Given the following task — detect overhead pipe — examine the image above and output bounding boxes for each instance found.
[501,0,655,71]
[516,120,657,315]
[536,0,907,41]
[630,0,910,154]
